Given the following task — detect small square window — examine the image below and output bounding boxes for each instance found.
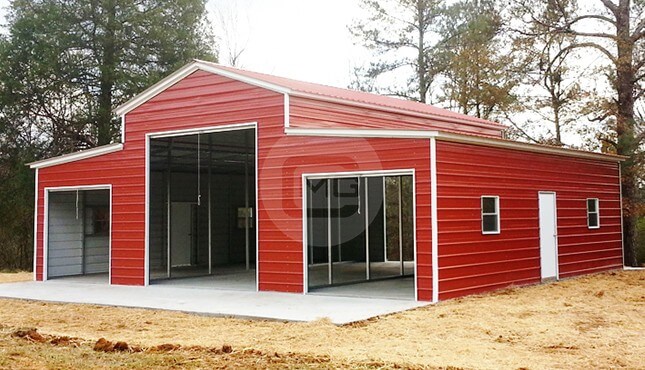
[481,196,500,234]
[587,198,599,229]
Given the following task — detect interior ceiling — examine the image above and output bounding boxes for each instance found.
[150,130,255,174]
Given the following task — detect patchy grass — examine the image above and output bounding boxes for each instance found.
[0,326,394,369]
[0,270,642,369]
[0,271,31,283]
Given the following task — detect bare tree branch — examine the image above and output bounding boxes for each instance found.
[599,0,619,15]
[551,42,617,65]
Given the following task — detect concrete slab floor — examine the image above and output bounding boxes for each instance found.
[0,280,428,325]
[310,277,414,300]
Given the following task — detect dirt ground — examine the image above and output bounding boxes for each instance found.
[0,270,642,369]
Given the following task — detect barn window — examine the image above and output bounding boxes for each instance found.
[481,196,500,234]
[587,198,600,229]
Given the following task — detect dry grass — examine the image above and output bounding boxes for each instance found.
[0,326,393,369]
[0,271,31,284]
[0,270,642,369]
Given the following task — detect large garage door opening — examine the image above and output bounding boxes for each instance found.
[46,188,110,284]
[306,174,415,300]
[148,127,256,290]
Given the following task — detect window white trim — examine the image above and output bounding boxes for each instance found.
[481,195,500,235]
[587,198,600,229]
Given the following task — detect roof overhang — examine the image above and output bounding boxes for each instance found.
[112,61,505,133]
[284,127,625,162]
[28,143,123,169]
[113,61,292,117]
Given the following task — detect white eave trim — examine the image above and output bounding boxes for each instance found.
[289,90,506,131]
[114,60,292,117]
[285,127,441,139]
[112,60,505,134]
[284,127,625,162]
[28,143,123,169]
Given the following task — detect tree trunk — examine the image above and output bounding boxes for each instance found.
[97,0,117,146]
[416,0,427,103]
[615,0,638,266]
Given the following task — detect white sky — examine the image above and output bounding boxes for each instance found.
[0,0,367,88]
[0,0,613,147]
[207,0,369,87]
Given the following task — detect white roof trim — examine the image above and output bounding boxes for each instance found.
[113,60,504,133]
[28,143,123,169]
[285,127,440,139]
[284,127,624,162]
[114,60,291,116]
[288,90,505,130]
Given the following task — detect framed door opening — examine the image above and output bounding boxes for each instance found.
[538,191,559,281]
[304,171,416,300]
[44,187,111,284]
[148,125,257,290]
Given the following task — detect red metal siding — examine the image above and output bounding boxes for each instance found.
[289,96,503,138]
[36,70,285,285]
[258,126,432,296]
[35,70,435,299]
[435,141,623,299]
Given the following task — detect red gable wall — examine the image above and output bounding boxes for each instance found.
[35,70,436,298]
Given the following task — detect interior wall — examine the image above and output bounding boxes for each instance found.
[307,175,412,290]
[47,192,83,278]
[83,191,110,274]
[148,129,257,281]
[47,190,109,278]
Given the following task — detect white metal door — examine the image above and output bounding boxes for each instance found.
[171,202,192,267]
[538,192,558,279]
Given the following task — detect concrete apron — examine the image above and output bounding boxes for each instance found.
[0,280,428,325]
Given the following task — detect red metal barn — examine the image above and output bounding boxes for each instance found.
[29,61,624,302]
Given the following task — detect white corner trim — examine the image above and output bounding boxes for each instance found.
[284,127,625,162]
[144,133,150,286]
[618,164,625,266]
[28,143,123,169]
[430,138,439,303]
[33,168,39,281]
[284,93,290,128]
[301,173,308,294]
[121,115,126,144]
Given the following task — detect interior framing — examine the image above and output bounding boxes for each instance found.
[144,122,259,288]
[301,168,418,300]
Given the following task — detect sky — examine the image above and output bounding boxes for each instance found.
[0,0,610,146]
[0,0,368,88]
[207,0,369,88]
